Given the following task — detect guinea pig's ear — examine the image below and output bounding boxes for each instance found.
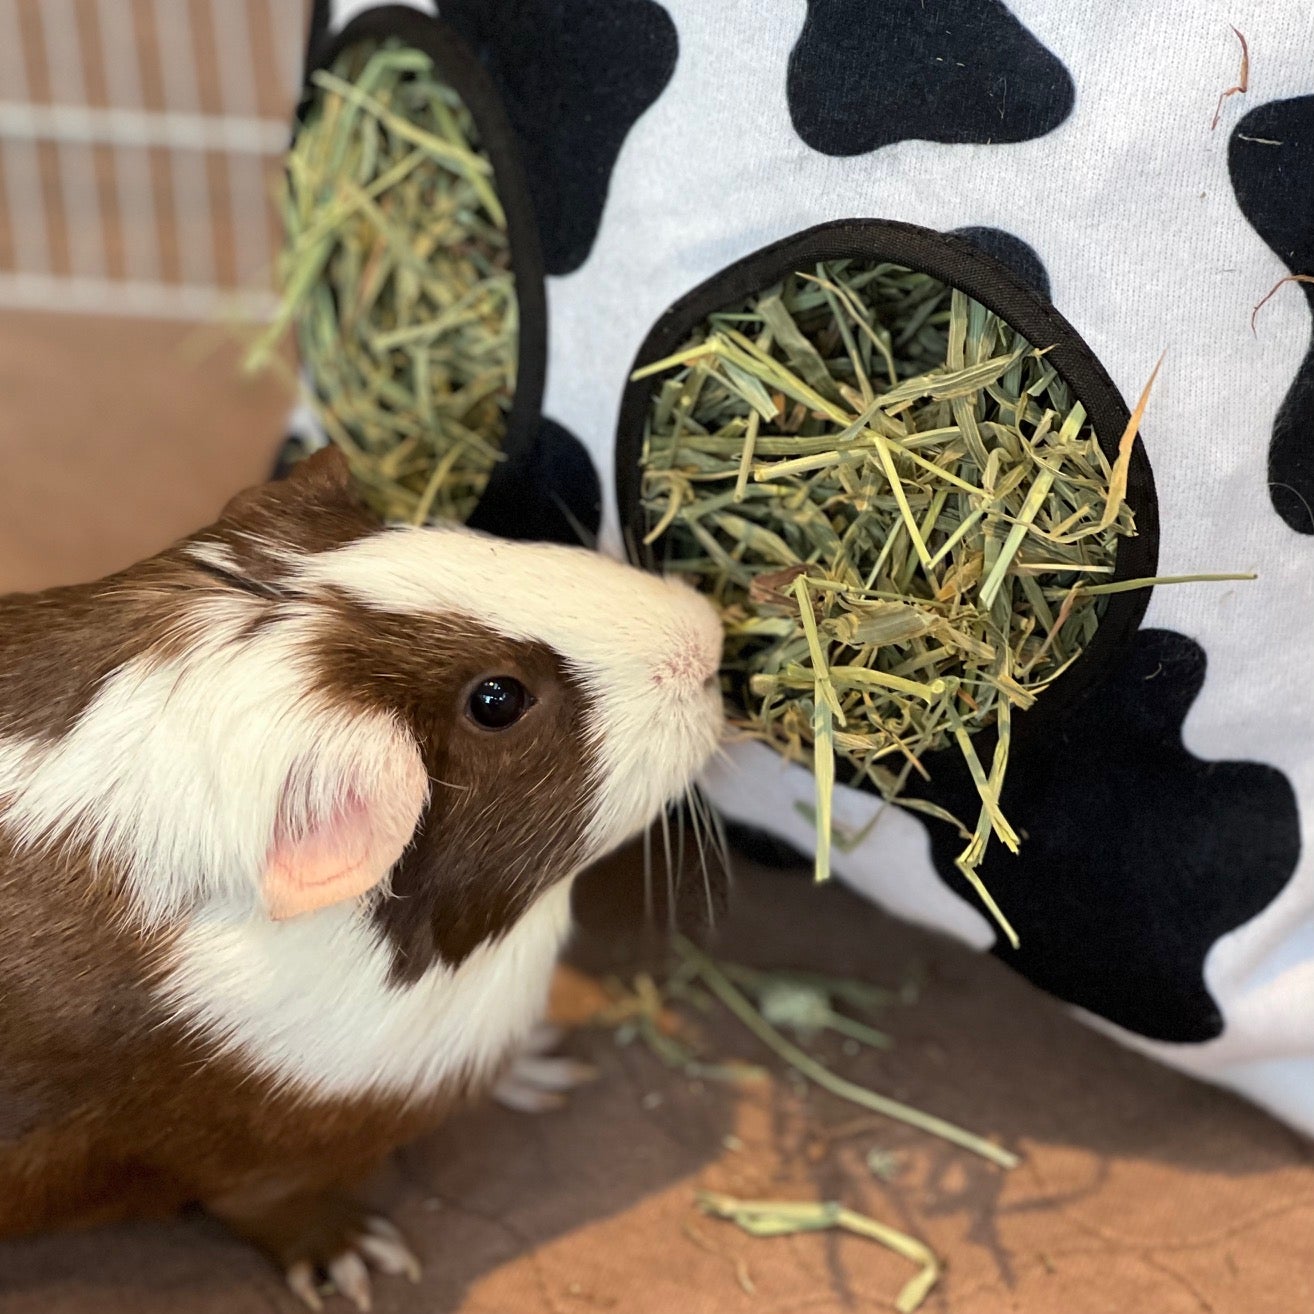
[221,446,357,521]
[283,444,354,498]
[261,725,430,920]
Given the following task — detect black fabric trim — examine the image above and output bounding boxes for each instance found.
[615,218,1160,752]
[477,416,602,546]
[307,0,331,59]
[292,4,548,536]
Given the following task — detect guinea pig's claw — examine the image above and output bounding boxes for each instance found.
[514,1055,600,1091]
[358,1215,423,1282]
[327,1252,372,1312]
[492,1052,599,1114]
[524,1022,565,1054]
[492,1077,566,1114]
[283,1214,422,1311]
[286,1261,324,1311]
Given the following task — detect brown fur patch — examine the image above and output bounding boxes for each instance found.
[0,557,211,743]
[205,447,379,589]
[307,601,599,978]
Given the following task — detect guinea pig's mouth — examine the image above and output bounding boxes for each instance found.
[585,676,726,863]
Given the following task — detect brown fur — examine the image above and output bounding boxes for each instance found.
[0,449,599,1275]
[311,601,597,975]
[0,559,205,743]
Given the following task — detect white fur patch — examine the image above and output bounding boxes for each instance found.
[186,541,240,574]
[294,526,726,855]
[0,594,421,926]
[161,879,574,1100]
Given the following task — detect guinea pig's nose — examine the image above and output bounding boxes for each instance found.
[654,635,722,691]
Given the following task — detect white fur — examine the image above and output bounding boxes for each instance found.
[294,525,726,855]
[162,879,575,1100]
[0,594,423,926]
[186,541,240,574]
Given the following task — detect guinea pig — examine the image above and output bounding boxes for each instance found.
[0,447,724,1309]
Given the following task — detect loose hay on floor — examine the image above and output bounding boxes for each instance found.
[636,261,1141,939]
[251,38,515,525]
[697,1193,941,1314]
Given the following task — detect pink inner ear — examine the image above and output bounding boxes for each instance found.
[263,751,428,921]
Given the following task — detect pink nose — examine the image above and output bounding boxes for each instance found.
[654,638,721,690]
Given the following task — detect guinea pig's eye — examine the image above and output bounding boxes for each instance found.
[467,676,532,730]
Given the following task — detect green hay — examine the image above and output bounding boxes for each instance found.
[676,936,1018,1169]
[637,261,1137,940]
[250,38,514,524]
[698,1193,940,1314]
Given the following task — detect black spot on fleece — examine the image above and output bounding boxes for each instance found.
[1229,96,1314,534]
[787,0,1074,157]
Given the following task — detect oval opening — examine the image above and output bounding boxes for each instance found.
[615,219,1159,878]
[271,6,546,533]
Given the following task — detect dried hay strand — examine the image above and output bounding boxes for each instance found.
[637,259,1157,942]
[697,1193,941,1314]
[250,38,515,525]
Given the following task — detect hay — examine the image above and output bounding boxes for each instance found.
[250,38,515,524]
[590,938,1012,1166]
[677,936,1018,1169]
[697,1193,941,1313]
[636,261,1137,939]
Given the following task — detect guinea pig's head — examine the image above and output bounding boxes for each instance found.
[7,450,723,977]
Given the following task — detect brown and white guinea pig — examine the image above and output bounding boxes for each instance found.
[0,448,723,1308]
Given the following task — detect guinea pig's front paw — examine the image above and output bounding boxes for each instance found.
[283,1213,421,1313]
[491,1022,598,1114]
[210,1189,420,1312]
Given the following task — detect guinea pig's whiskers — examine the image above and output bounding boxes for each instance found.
[642,821,655,923]
[656,804,676,931]
[696,781,725,847]
[697,782,731,881]
[686,787,714,928]
[683,785,705,869]
[638,785,733,934]
[686,783,728,929]
[672,802,687,931]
